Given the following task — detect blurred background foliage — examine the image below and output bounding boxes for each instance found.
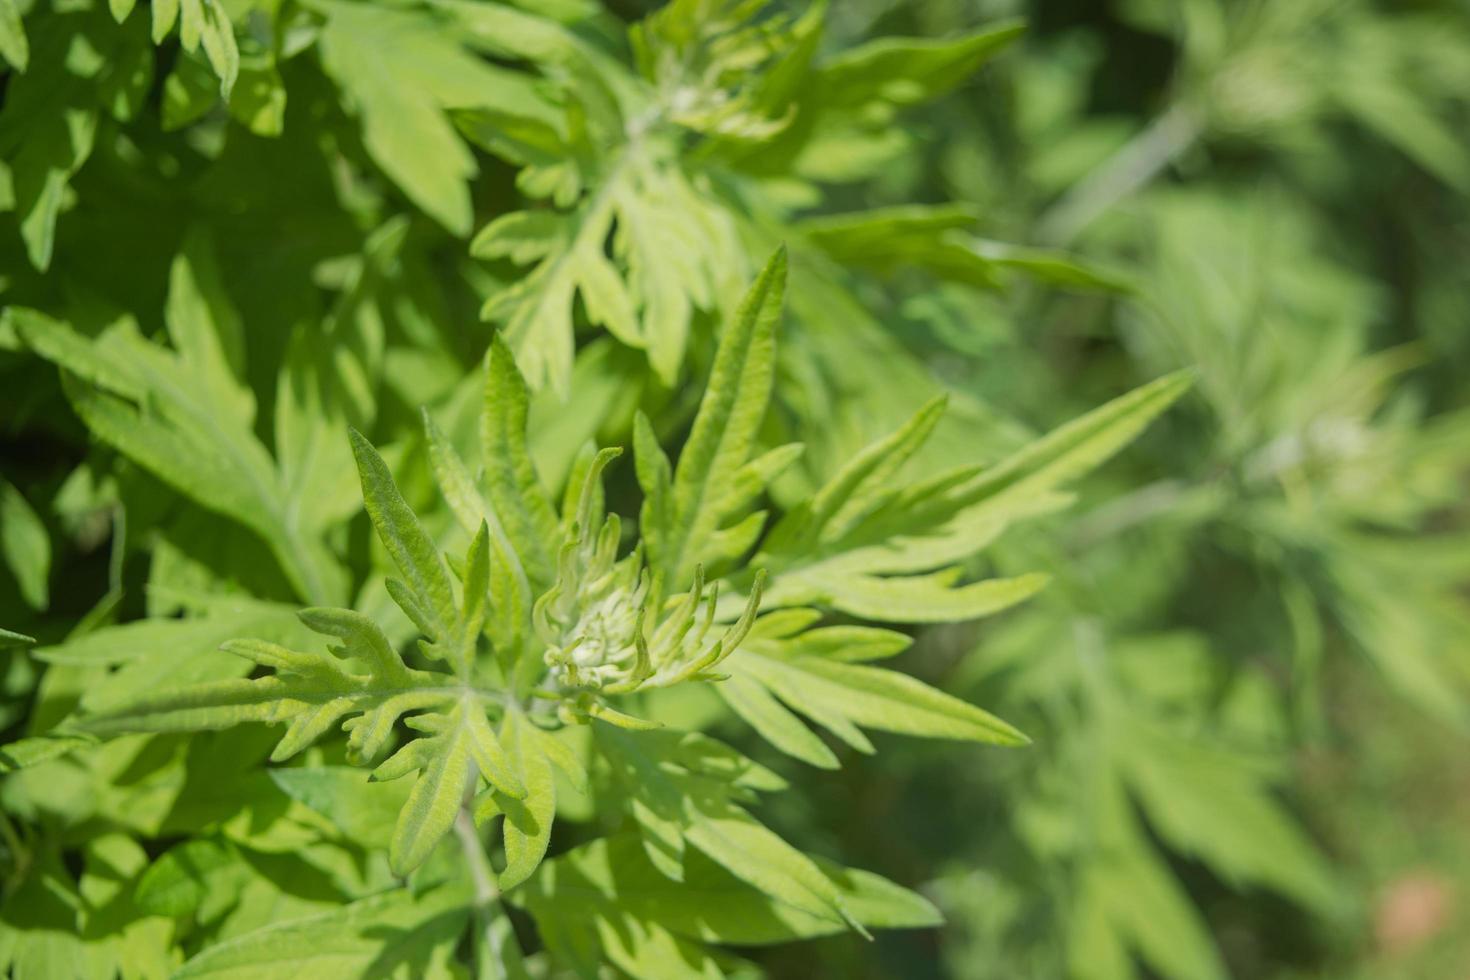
[801,1,1470,977]
[2,0,1468,977]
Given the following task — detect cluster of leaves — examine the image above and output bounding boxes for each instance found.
[0,0,1197,969]
[1,241,1188,976]
[7,0,1465,976]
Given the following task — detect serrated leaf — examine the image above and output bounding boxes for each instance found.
[481,337,561,588]
[753,372,1191,623]
[721,622,1027,767]
[309,0,555,236]
[639,247,786,586]
[596,726,860,932]
[423,411,533,663]
[389,702,476,875]
[350,429,466,673]
[14,308,347,605]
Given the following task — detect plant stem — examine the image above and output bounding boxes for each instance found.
[1035,102,1202,245]
[454,806,518,979]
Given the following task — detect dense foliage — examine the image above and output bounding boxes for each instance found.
[2,0,1468,977]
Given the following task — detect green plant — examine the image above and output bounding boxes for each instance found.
[2,230,1187,972]
[7,0,1468,977]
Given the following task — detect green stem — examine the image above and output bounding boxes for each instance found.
[1035,102,1202,245]
[454,804,519,979]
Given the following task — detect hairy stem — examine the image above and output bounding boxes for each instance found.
[1035,102,1202,245]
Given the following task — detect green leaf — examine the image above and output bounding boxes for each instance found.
[0,732,97,772]
[495,709,556,891]
[754,372,1192,623]
[15,307,347,605]
[596,726,861,933]
[134,839,242,917]
[947,370,1196,509]
[718,672,839,770]
[0,18,103,271]
[799,205,999,289]
[75,600,519,875]
[470,53,745,392]
[0,849,91,978]
[228,56,287,137]
[720,615,1028,766]
[480,337,561,588]
[0,626,36,649]
[971,239,1133,293]
[32,594,307,668]
[639,247,787,586]
[308,0,555,235]
[815,20,1025,110]
[0,0,28,72]
[1072,849,1228,980]
[1,477,50,610]
[423,411,532,663]
[171,883,471,978]
[269,766,413,850]
[349,429,468,674]
[389,702,477,876]
[123,0,237,95]
[1118,719,1338,913]
[517,833,941,947]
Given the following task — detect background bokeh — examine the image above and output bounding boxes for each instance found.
[772,2,1470,976]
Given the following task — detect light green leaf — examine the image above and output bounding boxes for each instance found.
[480,338,561,588]
[134,839,242,918]
[517,834,941,947]
[816,20,1025,110]
[722,622,1028,766]
[1119,720,1338,912]
[596,726,859,932]
[1,477,50,610]
[349,429,464,672]
[15,308,346,605]
[0,732,97,772]
[640,247,787,586]
[389,703,476,876]
[309,0,554,235]
[495,709,556,891]
[423,411,532,663]
[800,205,999,289]
[753,372,1191,623]
[171,883,470,978]
[717,672,839,770]
[0,626,35,648]
[0,0,28,72]
[33,594,306,668]
[269,766,413,850]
